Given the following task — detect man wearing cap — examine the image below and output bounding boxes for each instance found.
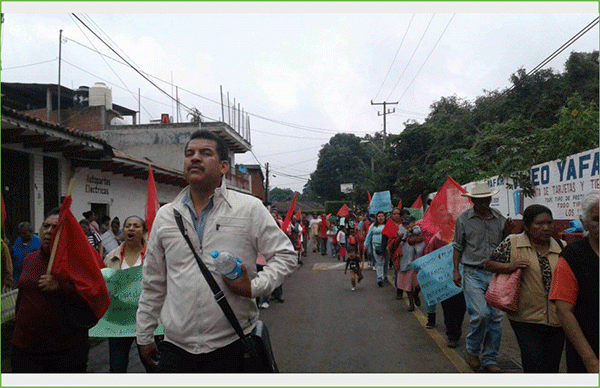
[452,182,514,373]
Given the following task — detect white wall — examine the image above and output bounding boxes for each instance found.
[70,167,183,222]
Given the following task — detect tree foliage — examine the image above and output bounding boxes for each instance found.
[300,50,599,204]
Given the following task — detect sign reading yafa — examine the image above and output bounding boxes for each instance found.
[481,148,599,219]
[89,266,163,337]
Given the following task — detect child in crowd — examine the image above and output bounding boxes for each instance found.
[336,226,346,261]
[344,245,363,291]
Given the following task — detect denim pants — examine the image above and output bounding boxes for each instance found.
[319,237,328,255]
[462,266,504,366]
[509,320,564,373]
[373,251,385,281]
[109,337,136,373]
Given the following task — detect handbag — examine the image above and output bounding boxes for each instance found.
[174,209,279,373]
[485,268,523,314]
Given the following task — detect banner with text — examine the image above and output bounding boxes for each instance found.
[410,244,463,306]
[369,191,392,214]
[466,148,599,220]
[89,266,164,337]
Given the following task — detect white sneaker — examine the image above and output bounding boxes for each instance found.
[260,302,270,309]
[351,287,356,291]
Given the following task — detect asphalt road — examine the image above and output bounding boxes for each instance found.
[3,248,567,375]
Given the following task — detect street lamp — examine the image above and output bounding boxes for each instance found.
[360,139,383,176]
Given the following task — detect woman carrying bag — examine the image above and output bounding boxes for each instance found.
[485,204,565,373]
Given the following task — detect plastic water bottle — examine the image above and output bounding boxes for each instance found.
[210,250,243,280]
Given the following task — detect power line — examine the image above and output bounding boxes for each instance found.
[70,13,194,117]
[69,14,154,120]
[386,14,436,100]
[373,14,415,101]
[2,58,57,71]
[397,14,455,104]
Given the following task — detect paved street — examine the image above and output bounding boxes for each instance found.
[3,248,567,374]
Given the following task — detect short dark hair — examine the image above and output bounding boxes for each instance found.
[79,219,90,227]
[45,207,61,218]
[522,205,552,229]
[185,130,229,162]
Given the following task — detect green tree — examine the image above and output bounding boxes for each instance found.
[269,187,296,202]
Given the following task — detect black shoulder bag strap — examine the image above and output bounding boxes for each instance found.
[173,209,255,355]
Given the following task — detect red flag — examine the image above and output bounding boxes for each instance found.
[411,196,423,209]
[295,208,302,220]
[1,193,6,229]
[337,204,349,217]
[397,199,403,209]
[145,165,160,235]
[367,191,372,205]
[417,176,471,248]
[281,193,298,232]
[51,196,111,320]
[382,218,399,240]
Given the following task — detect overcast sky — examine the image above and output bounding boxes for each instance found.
[2,2,598,194]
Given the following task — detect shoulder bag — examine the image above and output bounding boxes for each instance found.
[173,209,279,373]
[485,240,523,314]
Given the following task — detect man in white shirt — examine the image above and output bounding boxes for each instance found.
[136,130,297,373]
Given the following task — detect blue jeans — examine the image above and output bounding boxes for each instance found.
[509,320,564,373]
[462,266,504,367]
[109,337,136,373]
[373,251,385,282]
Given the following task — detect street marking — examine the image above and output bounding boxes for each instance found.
[402,297,472,373]
[311,262,346,271]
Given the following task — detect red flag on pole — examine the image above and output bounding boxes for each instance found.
[382,218,399,240]
[367,191,372,205]
[417,176,471,248]
[397,199,403,209]
[411,196,423,209]
[295,208,302,220]
[281,193,298,232]
[145,165,160,235]
[1,193,6,229]
[50,196,111,320]
[337,204,349,217]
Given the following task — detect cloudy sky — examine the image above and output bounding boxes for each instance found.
[2,2,598,194]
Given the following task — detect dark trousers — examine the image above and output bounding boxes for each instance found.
[509,320,564,373]
[109,337,136,373]
[319,237,328,255]
[441,291,466,342]
[11,342,89,373]
[157,339,247,373]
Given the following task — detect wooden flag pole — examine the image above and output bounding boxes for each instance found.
[46,179,75,275]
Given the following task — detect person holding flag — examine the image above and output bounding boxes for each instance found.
[11,201,110,372]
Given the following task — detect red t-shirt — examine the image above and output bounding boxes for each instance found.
[549,256,578,305]
[12,251,88,354]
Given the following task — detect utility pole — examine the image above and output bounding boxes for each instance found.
[58,29,63,125]
[265,163,270,205]
[370,100,397,151]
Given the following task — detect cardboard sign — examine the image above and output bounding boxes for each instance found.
[89,266,164,337]
[369,191,392,214]
[410,244,463,306]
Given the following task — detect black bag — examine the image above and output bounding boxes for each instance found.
[242,321,279,373]
[174,209,279,373]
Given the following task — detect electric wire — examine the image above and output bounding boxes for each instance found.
[386,14,436,100]
[69,14,154,120]
[373,13,415,101]
[2,58,58,71]
[70,13,195,117]
[397,14,455,104]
